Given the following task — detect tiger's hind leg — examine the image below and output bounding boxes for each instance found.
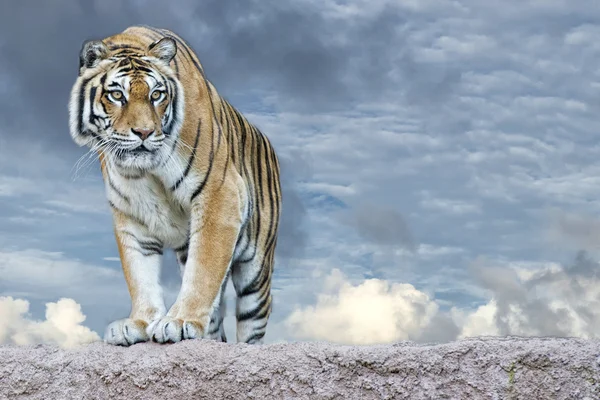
[231,253,273,344]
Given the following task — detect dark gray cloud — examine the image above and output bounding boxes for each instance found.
[546,210,600,254]
[340,204,417,251]
[470,251,600,337]
[189,1,411,112]
[417,313,461,344]
[0,0,416,152]
[275,150,311,261]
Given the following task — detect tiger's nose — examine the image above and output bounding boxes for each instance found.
[131,127,154,140]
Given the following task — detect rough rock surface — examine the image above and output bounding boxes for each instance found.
[1,336,600,399]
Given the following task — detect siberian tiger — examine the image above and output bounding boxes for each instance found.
[68,25,281,346]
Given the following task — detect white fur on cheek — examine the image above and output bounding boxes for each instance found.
[68,61,113,147]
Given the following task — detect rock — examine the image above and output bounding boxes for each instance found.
[1,336,600,399]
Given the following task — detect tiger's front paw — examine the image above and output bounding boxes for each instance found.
[104,318,150,346]
[149,317,205,344]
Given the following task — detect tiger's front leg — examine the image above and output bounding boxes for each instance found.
[104,212,167,346]
[150,179,245,343]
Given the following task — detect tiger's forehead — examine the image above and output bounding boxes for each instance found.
[103,54,165,93]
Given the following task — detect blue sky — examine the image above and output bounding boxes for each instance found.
[2,0,600,346]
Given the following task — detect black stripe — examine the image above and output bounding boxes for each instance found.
[238,228,252,262]
[164,77,179,136]
[171,120,201,191]
[177,251,188,266]
[120,172,145,180]
[108,201,148,228]
[237,291,270,322]
[269,144,282,202]
[107,44,143,51]
[239,263,269,297]
[190,121,216,202]
[225,102,236,165]
[138,241,164,255]
[77,75,96,135]
[160,87,180,165]
[174,241,189,253]
[119,230,161,247]
[253,321,269,332]
[218,103,233,186]
[255,131,266,209]
[245,332,265,344]
[88,86,98,125]
[261,136,278,266]
[123,245,161,257]
[98,75,109,115]
[120,230,163,255]
[107,174,130,204]
[248,129,261,262]
[134,65,154,74]
[234,109,251,183]
[207,318,223,335]
[113,50,143,58]
[239,234,277,297]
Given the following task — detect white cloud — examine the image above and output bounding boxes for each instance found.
[451,300,500,338]
[284,254,600,344]
[452,255,600,339]
[284,268,440,345]
[419,191,481,215]
[0,296,100,348]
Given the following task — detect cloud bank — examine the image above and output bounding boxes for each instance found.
[285,268,438,344]
[0,297,100,348]
[285,252,600,345]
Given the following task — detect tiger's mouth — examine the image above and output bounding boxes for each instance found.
[127,145,154,155]
[112,141,159,157]
[109,142,163,171]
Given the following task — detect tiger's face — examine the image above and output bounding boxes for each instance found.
[69,37,184,171]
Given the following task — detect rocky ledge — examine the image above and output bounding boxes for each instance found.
[1,336,600,399]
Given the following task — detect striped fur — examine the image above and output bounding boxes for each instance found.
[68,26,281,346]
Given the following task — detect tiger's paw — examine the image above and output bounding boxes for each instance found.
[149,317,205,344]
[104,318,150,346]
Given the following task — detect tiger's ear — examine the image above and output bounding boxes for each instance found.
[79,40,109,74]
[148,37,177,64]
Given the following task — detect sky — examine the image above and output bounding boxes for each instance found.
[2,0,600,347]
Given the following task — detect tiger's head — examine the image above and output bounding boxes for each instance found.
[68,37,185,171]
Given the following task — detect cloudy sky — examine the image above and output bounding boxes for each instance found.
[2,0,600,347]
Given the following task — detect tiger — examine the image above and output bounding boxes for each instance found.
[68,25,281,346]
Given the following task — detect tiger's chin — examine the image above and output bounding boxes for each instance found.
[111,148,163,172]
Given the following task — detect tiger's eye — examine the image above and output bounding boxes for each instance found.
[111,91,123,100]
[151,90,162,100]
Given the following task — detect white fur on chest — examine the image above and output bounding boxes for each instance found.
[107,171,190,248]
